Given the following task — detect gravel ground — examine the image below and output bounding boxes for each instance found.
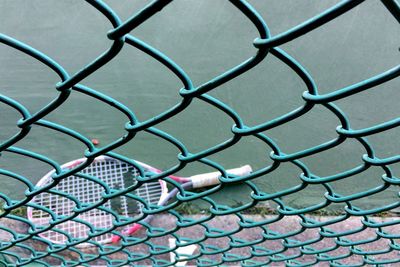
[1,215,399,266]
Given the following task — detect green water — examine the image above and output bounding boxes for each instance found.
[0,0,399,211]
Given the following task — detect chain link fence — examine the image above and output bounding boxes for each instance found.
[0,0,400,266]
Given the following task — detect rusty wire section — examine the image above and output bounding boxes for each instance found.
[1,0,400,266]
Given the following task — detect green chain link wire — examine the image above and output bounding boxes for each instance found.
[1,0,400,266]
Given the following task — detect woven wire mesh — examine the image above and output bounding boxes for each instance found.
[0,0,400,266]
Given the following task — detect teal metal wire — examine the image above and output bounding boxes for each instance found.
[0,0,400,266]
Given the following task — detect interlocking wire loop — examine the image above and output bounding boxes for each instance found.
[0,0,400,266]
